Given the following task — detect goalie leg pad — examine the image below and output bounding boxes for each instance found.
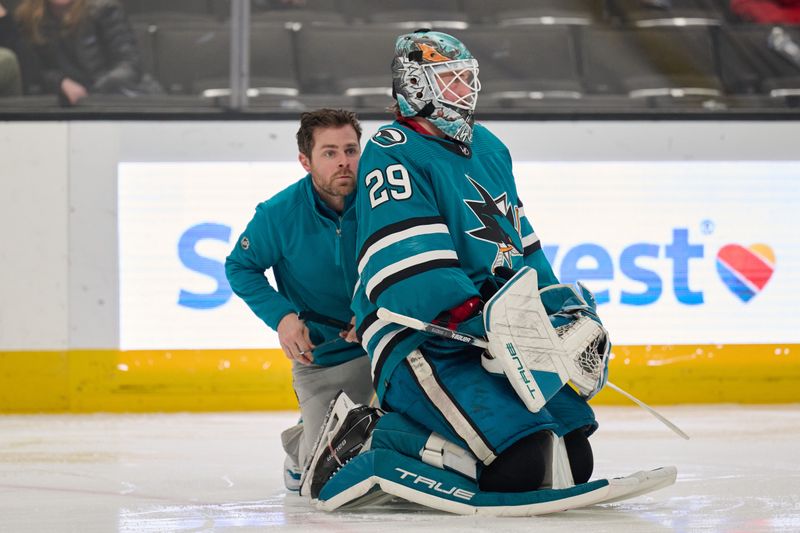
[370,412,479,480]
[318,448,608,515]
[370,411,581,493]
[315,448,677,516]
[383,349,562,468]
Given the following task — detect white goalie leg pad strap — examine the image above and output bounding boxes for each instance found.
[483,267,572,412]
[539,432,575,490]
[420,432,479,480]
[406,350,497,465]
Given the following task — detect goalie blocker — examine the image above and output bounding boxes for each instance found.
[482,266,611,413]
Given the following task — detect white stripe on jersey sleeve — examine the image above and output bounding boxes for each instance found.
[358,223,451,274]
[522,231,540,249]
[365,249,459,301]
[360,317,392,354]
[370,326,406,374]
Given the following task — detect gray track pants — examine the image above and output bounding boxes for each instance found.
[280,354,374,468]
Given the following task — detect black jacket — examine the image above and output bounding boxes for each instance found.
[0,12,20,50]
[32,0,146,94]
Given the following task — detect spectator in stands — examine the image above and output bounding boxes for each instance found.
[14,0,160,105]
[730,0,800,24]
[0,2,24,96]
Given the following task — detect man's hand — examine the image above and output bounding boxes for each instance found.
[278,313,314,365]
[340,316,359,343]
[61,78,88,105]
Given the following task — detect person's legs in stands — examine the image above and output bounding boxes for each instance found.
[0,47,22,97]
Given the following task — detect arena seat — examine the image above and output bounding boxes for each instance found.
[581,26,723,98]
[345,0,468,27]
[463,0,608,26]
[717,25,800,99]
[294,25,396,95]
[249,0,346,25]
[456,26,584,99]
[131,22,157,83]
[154,22,299,97]
[122,0,222,24]
[609,0,726,27]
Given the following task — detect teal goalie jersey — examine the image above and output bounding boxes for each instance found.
[353,121,559,398]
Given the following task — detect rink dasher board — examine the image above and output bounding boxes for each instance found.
[313,449,677,516]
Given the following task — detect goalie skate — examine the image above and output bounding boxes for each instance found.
[299,391,383,499]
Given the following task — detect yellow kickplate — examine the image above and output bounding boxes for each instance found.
[1,349,293,413]
[593,343,799,405]
[1,344,797,412]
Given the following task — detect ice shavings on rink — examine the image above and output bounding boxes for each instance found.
[0,406,799,532]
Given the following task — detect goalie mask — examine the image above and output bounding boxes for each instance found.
[392,30,481,145]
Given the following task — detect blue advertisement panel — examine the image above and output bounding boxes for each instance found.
[514,162,797,345]
[118,161,799,350]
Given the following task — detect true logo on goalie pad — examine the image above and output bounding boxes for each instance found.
[506,342,538,401]
[394,468,476,501]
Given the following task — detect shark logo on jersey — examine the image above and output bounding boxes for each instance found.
[371,128,407,148]
[464,176,523,271]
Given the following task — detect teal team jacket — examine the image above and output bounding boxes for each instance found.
[225,174,365,367]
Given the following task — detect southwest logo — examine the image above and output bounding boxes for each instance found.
[715,244,775,302]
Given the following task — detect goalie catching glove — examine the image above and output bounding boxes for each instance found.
[482,267,610,413]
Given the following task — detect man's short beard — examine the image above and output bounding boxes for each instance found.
[321,178,354,198]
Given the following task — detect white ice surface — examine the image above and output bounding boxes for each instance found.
[1,405,799,532]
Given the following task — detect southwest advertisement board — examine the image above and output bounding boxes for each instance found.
[118,161,798,351]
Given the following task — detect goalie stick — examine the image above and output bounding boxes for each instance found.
[376,307,689,440]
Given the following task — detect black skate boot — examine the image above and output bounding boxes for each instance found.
[299,391,383,499]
